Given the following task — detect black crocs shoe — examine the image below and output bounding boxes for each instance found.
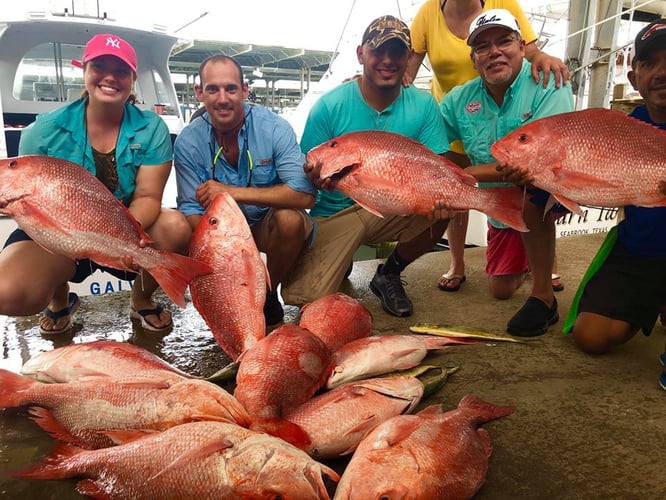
[264,292,284,326]
[507,297,559,337]
[370,265,413,317]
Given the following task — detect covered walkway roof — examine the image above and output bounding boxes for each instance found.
[169,39,335,107]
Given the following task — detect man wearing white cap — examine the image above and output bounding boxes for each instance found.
[439,9,574,337]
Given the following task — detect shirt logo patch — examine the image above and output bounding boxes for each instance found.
[465,101,482,113]
[521,110,533,120]
[259,158,272,166]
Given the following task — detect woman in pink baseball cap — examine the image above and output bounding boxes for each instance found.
[0,33,192,335]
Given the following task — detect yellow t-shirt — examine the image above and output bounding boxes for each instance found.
[411,0,538,101]
[411,0,538,152]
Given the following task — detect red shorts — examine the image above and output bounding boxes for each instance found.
[485,224,529,276]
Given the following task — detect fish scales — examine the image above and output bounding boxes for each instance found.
[284,375,424,460]
[189,192,268,361]
[14,421,339,499]
[234,323,333,448]
[333,395,515,499]
[20,340,193,383]
[307,131,528,232]
[490,108,666,214]
[0,155,212,307]
[0,369,250,449]
[299,292,374,352]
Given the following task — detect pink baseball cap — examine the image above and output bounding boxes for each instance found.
[72,34,138,72]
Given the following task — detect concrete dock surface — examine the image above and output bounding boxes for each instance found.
[0,232,664,499]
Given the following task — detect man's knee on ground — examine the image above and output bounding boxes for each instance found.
[572,313,634,354]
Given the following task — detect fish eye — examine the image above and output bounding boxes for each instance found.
[209,217,218,226]
[9,160,17,168]
[329,140,338,148]
[518,133,527,142]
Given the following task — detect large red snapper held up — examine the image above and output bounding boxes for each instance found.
[0,155,212,307]
[20,340,193,383]
[14,421,340,499]
[334,395,515,499]
[234,323,333,448]
[490,108,666,215]
[0,368,251,449]
[189,192,268,361]
[307,131,528,232]
[299,292,374,352]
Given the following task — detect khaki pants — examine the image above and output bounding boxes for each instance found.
[281,204,434,306]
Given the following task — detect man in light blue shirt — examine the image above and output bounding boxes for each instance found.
[174,55,316,325]
[439,9,574,337]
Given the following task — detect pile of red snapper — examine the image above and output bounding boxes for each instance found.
[6,292,514,499]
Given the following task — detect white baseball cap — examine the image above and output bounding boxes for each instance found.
[467,9,521,46]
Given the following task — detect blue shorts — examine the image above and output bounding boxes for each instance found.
[3,229,137,283]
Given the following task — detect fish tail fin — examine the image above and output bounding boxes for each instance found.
[148,252,214,308]
[459,394,515,423]
[480,187,529,232]
[0,368,33,407]
[252,417,312,450]
[12,442,83,479]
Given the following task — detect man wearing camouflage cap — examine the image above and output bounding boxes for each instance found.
[282,15,451,318]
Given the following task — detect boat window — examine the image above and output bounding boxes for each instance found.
[152,69,177,115]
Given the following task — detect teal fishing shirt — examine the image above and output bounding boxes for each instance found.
[439,60,574,227]
[301,80,449,218]
[19,97,173,207]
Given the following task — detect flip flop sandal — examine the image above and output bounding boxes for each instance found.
[552,274,565,292]
[437,273,466,292]
[130,304,173,333]
[39,292,80,336]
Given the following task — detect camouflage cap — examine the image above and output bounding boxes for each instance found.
[362,15,411,50]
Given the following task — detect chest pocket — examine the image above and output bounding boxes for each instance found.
[457,116,495,164]
[458,114,532,164]
[249,160,278,187]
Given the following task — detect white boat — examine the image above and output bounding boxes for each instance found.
[0,5,186,297]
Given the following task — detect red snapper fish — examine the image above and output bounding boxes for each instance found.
[334,395,515,499]
[284,375,424,460]
[327,334,478,389]
[234,323,333,448]
[189,192,268,361]
[0,369,250,449]
[490,108,666,215]
[299,292,374,352]
[307,131,528,232]
[14,421,339,499]
[20,340,192,383]
[0,155,212,307]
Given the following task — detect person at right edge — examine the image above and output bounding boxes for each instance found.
[438,9,574,337]
[564,19,666,390]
